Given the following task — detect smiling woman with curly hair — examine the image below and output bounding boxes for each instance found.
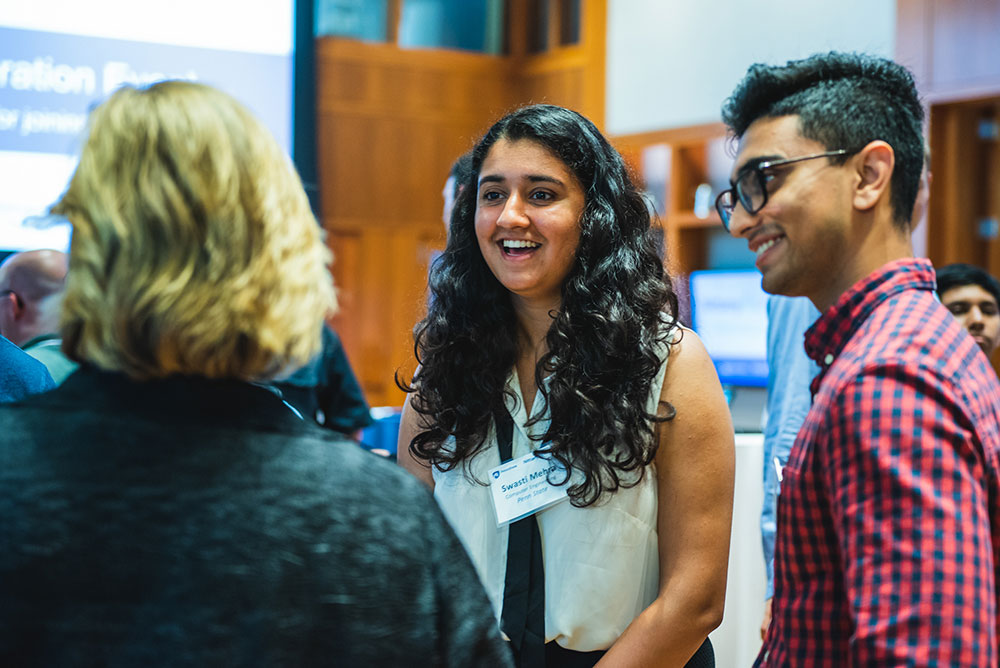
[399,104,735,667]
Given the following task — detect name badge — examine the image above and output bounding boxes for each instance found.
[489,452,569,526]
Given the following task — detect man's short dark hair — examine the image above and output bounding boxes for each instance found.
[936,263,1000,305]
[721,52,924,231]
[449,151,474,199]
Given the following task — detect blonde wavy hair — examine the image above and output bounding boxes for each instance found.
[53,81,336,380]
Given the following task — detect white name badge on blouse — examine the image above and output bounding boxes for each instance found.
[489,452,570,526]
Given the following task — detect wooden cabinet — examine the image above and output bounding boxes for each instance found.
[926,97,1000,276]
[614,122,729,276]
[613,123,732,321]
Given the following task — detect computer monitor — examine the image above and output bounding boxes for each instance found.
[689,269,769,388]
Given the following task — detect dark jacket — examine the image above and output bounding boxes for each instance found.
[273,325,373,434]
[0,367,511,667]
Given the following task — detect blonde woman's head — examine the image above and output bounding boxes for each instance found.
[53,80,336,380]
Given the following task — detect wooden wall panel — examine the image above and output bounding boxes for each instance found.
[513,0,606,126]
[317,40,517,229]
[612,123,727,276]
[927,98,1000,268]
[326,224,444,406]
[316,40,515,406]
[927,103,981,266]
[327,229,361,356]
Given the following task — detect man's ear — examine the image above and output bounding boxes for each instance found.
[0,290,24,319]
[852,140,894,213]
[0,290,20,339]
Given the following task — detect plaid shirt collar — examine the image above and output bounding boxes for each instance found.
[804,258,936,393]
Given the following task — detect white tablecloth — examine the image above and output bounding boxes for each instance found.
[709,432,766,667]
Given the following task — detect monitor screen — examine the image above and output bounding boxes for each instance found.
[689,269,769,387]
[0,1,295,253]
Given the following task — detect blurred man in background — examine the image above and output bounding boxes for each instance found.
[442,151,473,236]
[0,249,77,383]
[936,262,1000,359]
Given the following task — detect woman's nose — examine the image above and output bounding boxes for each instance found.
[497,193,529,228]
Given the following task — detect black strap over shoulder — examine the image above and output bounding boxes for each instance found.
[495,408,515,463]
[495,408,545,668]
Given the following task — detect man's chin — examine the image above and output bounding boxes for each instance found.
[760,265,820,303]
[760,271,797,298]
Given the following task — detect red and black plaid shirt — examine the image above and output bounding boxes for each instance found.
[757,258,1000,667]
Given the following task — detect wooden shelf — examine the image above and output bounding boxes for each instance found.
[669,210,722,229]
[614,122,729,281]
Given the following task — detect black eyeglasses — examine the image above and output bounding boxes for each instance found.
[715,149,848,230]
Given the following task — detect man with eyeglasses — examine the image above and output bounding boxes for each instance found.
[720,52,1000,667]
[757,151,932,644]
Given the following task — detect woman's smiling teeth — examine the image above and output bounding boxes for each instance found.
[501,239,541,256]
[756,237,780,256]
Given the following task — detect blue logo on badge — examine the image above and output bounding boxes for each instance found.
[492,471,500,479]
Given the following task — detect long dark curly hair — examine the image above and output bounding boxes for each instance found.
[402,104,679,506]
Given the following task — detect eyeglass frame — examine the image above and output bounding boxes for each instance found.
[715,149,849,230]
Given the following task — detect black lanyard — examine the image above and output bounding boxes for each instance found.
[496,409,546,668]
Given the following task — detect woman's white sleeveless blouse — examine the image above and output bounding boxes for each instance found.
[432,327,677,652]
